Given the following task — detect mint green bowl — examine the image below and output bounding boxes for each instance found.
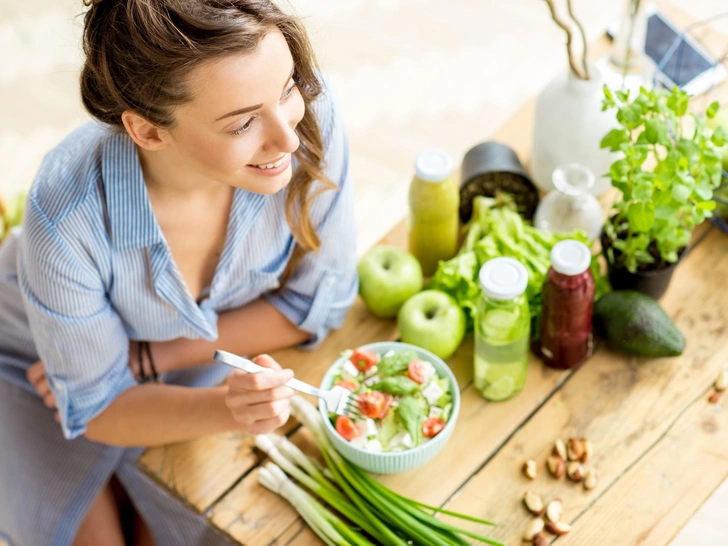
[318,341,460,474]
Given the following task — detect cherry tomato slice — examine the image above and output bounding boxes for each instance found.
[357,391,387,419]
[408,359,430,384]
[335,380,359,392]
[350,348,379,372]
[335,415,360,440]
[422,417,446,438]
[378,393,394,419]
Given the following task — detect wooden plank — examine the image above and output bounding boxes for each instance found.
[436,227,728,545]
[209,427,325,546]
[209,224,716,545]
[560,353,728,545]
[137,420,298,514]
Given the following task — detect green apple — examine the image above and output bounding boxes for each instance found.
[357,246,423,318]
[397,290,466,359]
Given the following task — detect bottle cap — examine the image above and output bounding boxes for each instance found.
[551,240,592,276]
[479,257,529,300]
[415,150,454,182]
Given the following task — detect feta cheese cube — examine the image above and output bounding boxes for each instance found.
[349,436,367,449]
[419,361,437,384]
[364,419,378,438]
[340,360,360,382]
[356,420,368,436]
[364,365,379,378]
[428,406,444,419]
[422,381,444,405]
[363,375,380,387]
[390,431,414,449]
[365,439,383,453]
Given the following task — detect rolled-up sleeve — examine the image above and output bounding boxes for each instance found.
[265,85,358,347]
[18,193,135,440]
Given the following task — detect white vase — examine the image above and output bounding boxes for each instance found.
[531,66,618,196]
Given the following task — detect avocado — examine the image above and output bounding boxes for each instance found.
[593,291,685,357]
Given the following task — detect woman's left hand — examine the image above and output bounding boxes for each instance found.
[27,339,152,415]
[27,360,56,409]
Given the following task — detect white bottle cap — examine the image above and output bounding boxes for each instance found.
[415,150,454,182]
[551,240,592,276]
[479,257,529,300]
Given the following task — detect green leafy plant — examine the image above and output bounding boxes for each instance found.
[600,86,725,272]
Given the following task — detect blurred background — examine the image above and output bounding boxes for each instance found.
[1,0,725,252]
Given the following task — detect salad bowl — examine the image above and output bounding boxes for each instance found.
[318,341,460,474]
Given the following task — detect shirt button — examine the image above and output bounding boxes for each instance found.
[325,275,336,287]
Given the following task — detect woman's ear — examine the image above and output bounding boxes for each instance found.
[121,110,170,151]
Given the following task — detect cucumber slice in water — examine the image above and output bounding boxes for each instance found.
[482,309,518,343]
[483,376,515,401]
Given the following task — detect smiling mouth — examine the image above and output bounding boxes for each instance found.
[249,155,288,170]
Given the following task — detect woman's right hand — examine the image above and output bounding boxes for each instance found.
[224,354,295,435]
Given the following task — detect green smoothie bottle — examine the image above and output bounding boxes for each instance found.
[474,257,531,401]
[408,150,460,276]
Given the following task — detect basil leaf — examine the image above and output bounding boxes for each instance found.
[396,396,423,447]
[377,350,417,376]
[370,376,420,396]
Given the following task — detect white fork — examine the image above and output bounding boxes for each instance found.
[213,350,363,419]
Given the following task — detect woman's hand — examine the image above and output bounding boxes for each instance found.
[27,339,147,411]
[27,360,56,410]
[224,354,295,435]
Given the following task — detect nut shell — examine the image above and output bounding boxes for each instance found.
[584,469,598,490]
[567,461,584,482]
[523,459,538,480]
[567,438,584,461]
[545,521,571,536]
[545,500,563,523]
[580,438,592,463]
[524,519,545,541]
[553,439,567,460]
[546,455,565,479]
[524,491,544,516]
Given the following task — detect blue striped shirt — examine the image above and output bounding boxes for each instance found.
[0,85,358,440]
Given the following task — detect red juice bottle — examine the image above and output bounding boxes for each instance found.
[539,240,595,369]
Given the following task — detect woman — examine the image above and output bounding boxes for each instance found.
[0,0,357,544]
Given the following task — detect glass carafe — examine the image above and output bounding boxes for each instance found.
[533,164,604,241]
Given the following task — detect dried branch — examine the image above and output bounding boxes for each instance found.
[543,0,587,80]
[566,0,590,79]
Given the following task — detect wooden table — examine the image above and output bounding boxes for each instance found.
[140,6,728,545]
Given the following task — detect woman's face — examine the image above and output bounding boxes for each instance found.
[162,28,305,195]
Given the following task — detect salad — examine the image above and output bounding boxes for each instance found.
[329,346,453,453]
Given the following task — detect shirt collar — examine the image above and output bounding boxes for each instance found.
[102,131,163,250]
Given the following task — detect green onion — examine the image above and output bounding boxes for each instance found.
[259,462,346,546]
[255,435,393,545]
[285,396,504,546]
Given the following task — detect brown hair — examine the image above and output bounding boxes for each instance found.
[80,0,335,285]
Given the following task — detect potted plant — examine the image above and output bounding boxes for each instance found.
[599,85,726,298]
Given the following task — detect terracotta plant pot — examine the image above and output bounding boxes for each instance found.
[600,227,686,300]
